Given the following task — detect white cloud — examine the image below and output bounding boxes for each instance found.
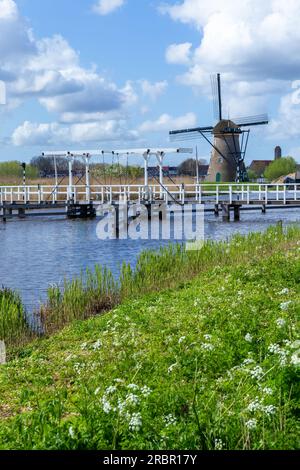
[162,0,300,119]
[269,82,300,139]
[0,0,18,20]
[12,120,139,146]
[0,0,141,147]
[93,0,125,15]
[166,43,192,65]
[140,80,168,101]
[139,112,196,133]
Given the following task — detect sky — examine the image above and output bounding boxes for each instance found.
[1,0,300,166]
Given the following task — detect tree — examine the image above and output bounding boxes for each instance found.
[264,157,297,181]
[247,169,258,181]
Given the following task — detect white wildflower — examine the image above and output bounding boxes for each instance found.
[280,301,292,311]
[245,333,253,343]
[126,394,140,406]
[201,343,214,352]
[141,386,152,397]
[262,387,273,396]
[117,399,127,415]
[178,336,186,344]
[105,386,117,395]
[263,405,276,416]
[204,334,212,341]
[101,397,112,414]
[93,339,102,350]
[95,387,101,396]
[129,413,142,432]
[80,342,88,350]
[127,384,139,391]
[247,398,262,412]
[279,288,289,295]
[242,358,255,366]
[276,318,286,328]
[215,439,224,450]
[245,419,257,430]
[68,426,75,439]
[249,366,264,380]
[291,352,300,366]
[114,378,124,384]
[164,414,177,427]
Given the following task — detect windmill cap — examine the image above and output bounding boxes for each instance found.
[213,119,240,135]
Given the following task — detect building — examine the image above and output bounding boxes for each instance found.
[248,160,273,178]
[275,146,282,160]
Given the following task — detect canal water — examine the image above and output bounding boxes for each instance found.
[0,208,299,310]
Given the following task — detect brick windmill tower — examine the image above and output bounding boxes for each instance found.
[169,74,269,182]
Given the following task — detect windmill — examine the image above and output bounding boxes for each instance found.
[169,74,269,182]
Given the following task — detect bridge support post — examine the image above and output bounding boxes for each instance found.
[18,208,26,219]
[214,204,219,216]
[261,204,266,214]
[221,204,230,222]
[233,205,240,221]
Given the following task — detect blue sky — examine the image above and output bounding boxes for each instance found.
[1,0,300,166]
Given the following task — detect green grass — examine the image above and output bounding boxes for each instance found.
[0,225,299,450]
[0,288,33,350]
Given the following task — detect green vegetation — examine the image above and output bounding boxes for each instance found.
[0,288,32,350]
[0,161,38,180]
[0,225,299,450]
[264,157,297,181]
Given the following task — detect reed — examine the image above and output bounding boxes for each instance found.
[0,287,33,352]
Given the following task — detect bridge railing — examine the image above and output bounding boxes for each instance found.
[0,183,299,204]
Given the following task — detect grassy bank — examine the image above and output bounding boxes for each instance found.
[3,225,300,354]
[0,225,299,450]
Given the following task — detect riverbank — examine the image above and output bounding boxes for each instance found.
[0,224,299,450]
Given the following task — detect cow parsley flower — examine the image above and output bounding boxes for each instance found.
[249,366,264,380]
[262,387,273,396]
[291,352,300,366]
[126,394,140,406]
[263,405,276,416]
[279,288,289,295]
[141,386,152,397]
[245,333,253,343]
[93,339,102,350]
[101,397,112,414]
[68,426,75,439]
[201,343,214,351]
[247,398,262,412]
[280,301,292,311]
[204,334,212,341]
[164,414,177,427]
[215,439,224,450]
[127,384,139,391]
[105,386,117,395]
[276,318,286,328]
[245,419,257,430]
[178,336,186,344]
[129,413,142,432]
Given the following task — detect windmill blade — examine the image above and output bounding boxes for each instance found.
[169,126,213,137]
[210,74,219,121]
[232,114,269,127]
[169,131,207,142]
